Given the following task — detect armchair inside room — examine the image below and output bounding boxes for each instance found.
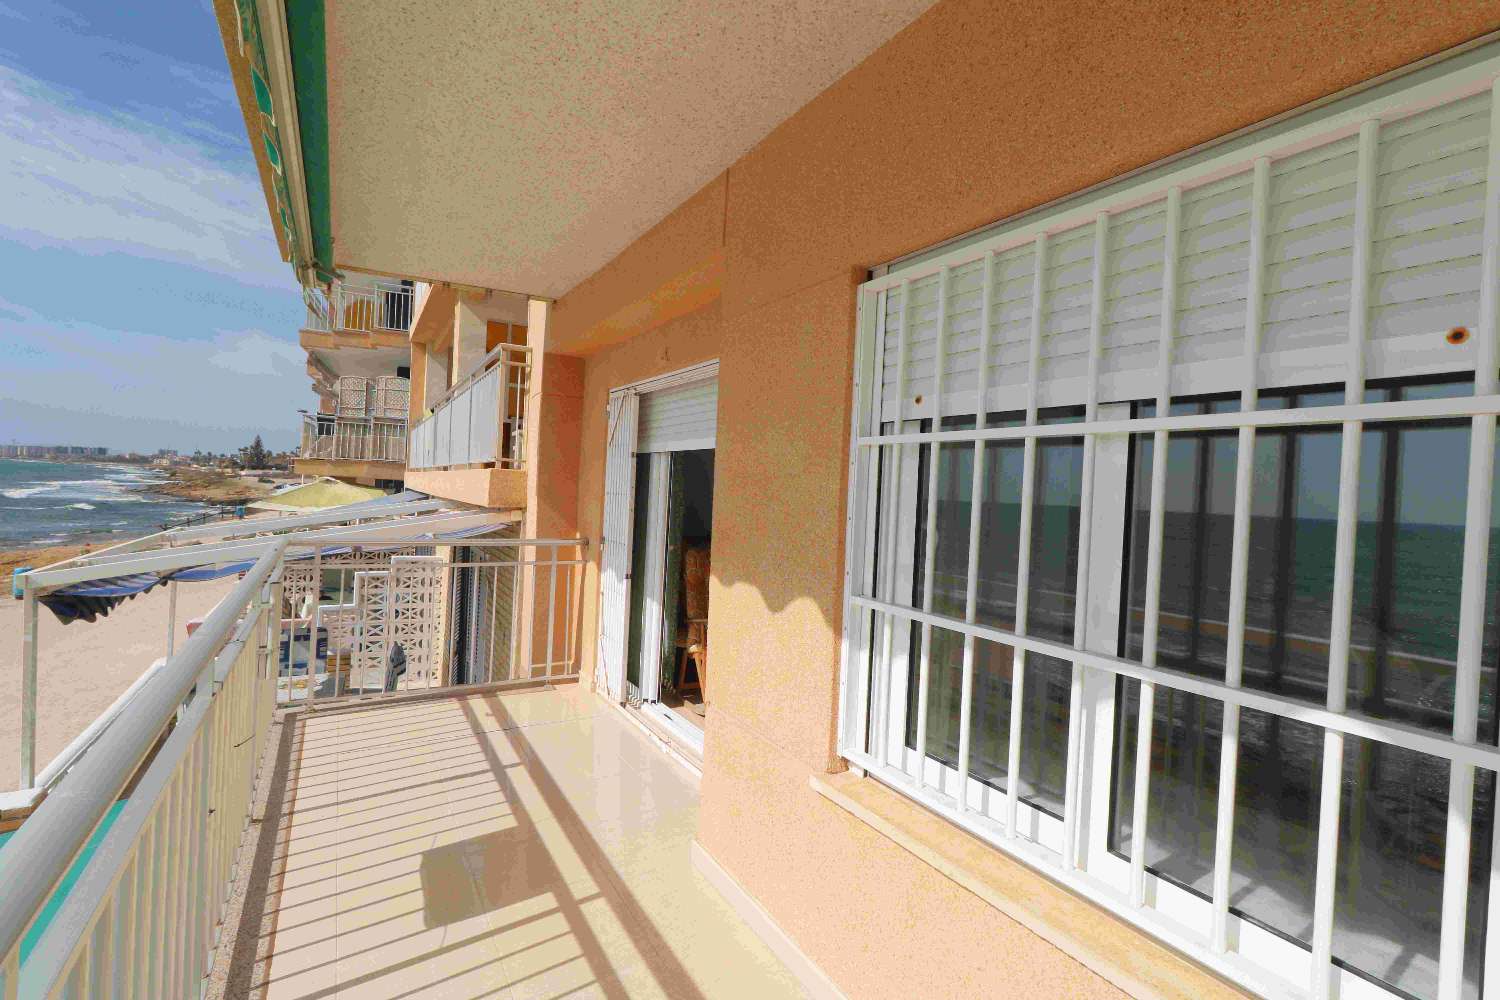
[675,544,710,714]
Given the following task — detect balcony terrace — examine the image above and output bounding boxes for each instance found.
[304,279,414,338]
[297,376,410,484]
[406,343,531,509]
[0,527,805,999]
[215,685,803,1000]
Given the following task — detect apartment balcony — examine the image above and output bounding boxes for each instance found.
[407,343,531,508]
[297,411,407,484]
[304,278,415,338]
[0,534,801,1000]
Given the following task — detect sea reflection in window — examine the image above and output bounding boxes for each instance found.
[1112,378,1496,1000]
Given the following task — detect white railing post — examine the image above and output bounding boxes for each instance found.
[19,574,37,789]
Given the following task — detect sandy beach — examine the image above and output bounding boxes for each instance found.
[0,571,243,791]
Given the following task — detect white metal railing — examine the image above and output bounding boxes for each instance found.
[300,413,407,464]
[0,544,286,999]
[279,536,584,704]
[0,530,586,998]
[305,279,414,334]
[408,343,530,472]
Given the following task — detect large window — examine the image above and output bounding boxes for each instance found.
[839,54,1500,1000]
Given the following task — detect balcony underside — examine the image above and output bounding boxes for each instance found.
[212,684,803,999]
[300,328,410,353]
[293,457,405,486]
[406,467,527,509]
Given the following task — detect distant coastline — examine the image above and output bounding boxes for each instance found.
[0,461,275,587]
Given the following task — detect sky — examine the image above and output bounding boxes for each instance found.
[0,0,310,454]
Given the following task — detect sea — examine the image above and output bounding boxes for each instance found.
[0,459,210,549]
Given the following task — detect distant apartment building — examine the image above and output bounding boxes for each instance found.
[293,274,413,488]
[0,445,110,459]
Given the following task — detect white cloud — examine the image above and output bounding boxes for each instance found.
[207,329,304,376]
[0,63,291,288]
[0,302,313,451]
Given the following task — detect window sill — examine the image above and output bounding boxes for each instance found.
[810,770,1251,1000]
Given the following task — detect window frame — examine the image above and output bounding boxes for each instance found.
[836,49,1500,1000]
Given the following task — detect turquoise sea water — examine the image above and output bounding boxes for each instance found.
[0,459,207,548]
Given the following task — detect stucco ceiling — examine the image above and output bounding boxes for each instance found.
[325,0,935,299]
[310,344,408,381]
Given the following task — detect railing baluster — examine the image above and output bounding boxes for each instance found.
[1007,231,1047,838]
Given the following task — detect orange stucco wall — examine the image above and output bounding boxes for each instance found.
[534,2,1500,997]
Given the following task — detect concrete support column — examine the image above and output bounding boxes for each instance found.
[422,341,448,413]
[452,296,487,386]
[517,298,584,677]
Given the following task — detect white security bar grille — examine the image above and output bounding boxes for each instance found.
[839,48,1500,1000]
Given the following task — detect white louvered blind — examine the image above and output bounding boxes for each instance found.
[878,87,1491,419]
[638,378,718,452]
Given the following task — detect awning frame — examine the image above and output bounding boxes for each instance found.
[26,508,512,595]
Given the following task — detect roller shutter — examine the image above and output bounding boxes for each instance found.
[877,86,1492,419]
[638,378,718,452]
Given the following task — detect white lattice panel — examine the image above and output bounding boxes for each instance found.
[391,556,444,687]
[352,570,391,691]
[281,563,318,616]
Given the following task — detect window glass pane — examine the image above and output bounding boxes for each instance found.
[1124,401,1237,680]
[1230,709,1322,946]
[1017,654,1071,817]
[1110,680,1222,895]
[967,639,1015,792]
[1332,738,1448,1000]
[975,436,1024,630]
[911,418,975,756]
[1466,770,1495,1000]
[1346,381,1472,733]
[906,428,931,749]
[932,418,977,619]
[972,407,1036,632]
[924,626,966,768]
[1241,392,1341,703]
[1027,425,1083,645]
[1016,421,1083,818]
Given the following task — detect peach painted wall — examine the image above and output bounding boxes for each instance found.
[536,2,1500,997]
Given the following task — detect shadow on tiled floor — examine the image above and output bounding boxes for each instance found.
[227,684,805,1000]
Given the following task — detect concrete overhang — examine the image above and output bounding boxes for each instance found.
[245,1,936,298]
[304,343,408,381]
[299,329,410,382]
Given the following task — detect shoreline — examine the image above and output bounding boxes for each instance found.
[1,468,277,586]
[130,468,274,506]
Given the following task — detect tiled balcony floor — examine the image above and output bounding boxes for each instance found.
[246,684,806,999]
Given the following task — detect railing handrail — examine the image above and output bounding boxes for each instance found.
[0,542,287,966]
[304,412,408,425]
